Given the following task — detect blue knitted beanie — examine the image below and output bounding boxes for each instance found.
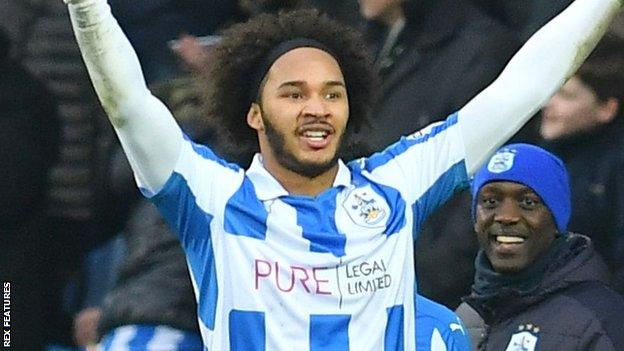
[471,143,571,232]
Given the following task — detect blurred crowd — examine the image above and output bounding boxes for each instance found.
[1,0,623,349]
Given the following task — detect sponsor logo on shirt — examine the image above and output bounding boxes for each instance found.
[253,258,394,298]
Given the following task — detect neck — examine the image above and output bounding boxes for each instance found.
[261,153,339,197]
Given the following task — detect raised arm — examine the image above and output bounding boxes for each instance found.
[65,0,183,193]
[459,0,622,175]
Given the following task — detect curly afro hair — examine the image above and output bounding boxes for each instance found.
[200,9,376,165]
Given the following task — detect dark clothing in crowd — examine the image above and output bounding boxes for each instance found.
[99,201,199,335]
[458,234,624,350]
[0,28,61,350]
[543,122,624,293]
[361,0,521,309]
[1,1,121,344]
[108,0,242,84]
[471,0,573,40]
[364,0,520,151]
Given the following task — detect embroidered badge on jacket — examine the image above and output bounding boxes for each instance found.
[505,324,540,351]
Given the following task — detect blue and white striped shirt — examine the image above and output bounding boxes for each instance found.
[146,113,469,350]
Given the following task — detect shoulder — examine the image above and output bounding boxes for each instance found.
[417,295,471,347]
[350,114,462,174]
[418,295,459,323]
[501,281,624,349]
[561,281,624,342]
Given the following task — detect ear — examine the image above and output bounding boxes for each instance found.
[247,103,264,131]
[597,97,619,124]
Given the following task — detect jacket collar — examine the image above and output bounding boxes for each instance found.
[245,154,351,201]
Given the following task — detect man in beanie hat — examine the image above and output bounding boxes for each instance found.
[456,144,624,350]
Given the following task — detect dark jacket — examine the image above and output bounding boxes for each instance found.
[99,200,199,335]
[543,122,624,293]
[458,234,624,350]
[108,0,242,83]
[364,0,521,150]
[0,28,61,351]
[470,0,573,40]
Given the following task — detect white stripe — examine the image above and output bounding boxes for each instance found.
[430,328,448,351]
[105,325,137,351]
[146,326,185,350]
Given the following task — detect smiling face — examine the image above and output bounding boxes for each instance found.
[474,181,557,274]
[247,47,349,178]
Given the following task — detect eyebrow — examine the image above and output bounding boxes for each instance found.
[277,80,346,89]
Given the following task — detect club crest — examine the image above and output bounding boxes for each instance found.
[505,324,540,351]
[343,187,388,228]
[488,148,517,173]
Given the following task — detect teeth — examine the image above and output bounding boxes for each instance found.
[496,236,525,244]
[304,131,327,138]
[303,131,327,141]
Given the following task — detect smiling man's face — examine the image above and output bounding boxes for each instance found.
[247,47,349,178]
[474,181,557,274]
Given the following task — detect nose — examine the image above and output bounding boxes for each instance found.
[494,199,521,225]
[301,94,330,118]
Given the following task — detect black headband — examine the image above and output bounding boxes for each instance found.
[248,38,339,103]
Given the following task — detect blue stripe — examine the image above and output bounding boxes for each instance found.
[152,173,218,330]
[363,113,458,172]
[229,310,265,351]
[309,314,351,351]
[282,188,346,257]
[385,305,404,351]
[128,326,156,351]
[411,160,469,239]
[100,329,116,351]
[152,173,214,248]
[224,177,268,239]
[189,245,219,331]
[177,331,204,350]
[184,133,240,172]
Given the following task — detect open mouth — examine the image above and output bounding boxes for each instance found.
[298,124,334,149]
[302,130,329,142]
[491,234,527,255]
[495,235,526,244]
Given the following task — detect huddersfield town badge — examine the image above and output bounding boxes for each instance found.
[505,324,540,351]
[488,148,517,173]
[343,187,388,228]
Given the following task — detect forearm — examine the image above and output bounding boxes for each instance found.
[66,0,182,192]
[458,0,622,175]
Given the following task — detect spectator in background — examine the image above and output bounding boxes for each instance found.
[358,0,521,150]
[470,0,573,41]
[0,27,61,350]
[108,0,243,84]
[457,144,624,350]
[539,33,624,293]
[0,1,123,346]
[357,0,523,309]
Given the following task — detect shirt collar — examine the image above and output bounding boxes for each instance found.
[246,154,352,201]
